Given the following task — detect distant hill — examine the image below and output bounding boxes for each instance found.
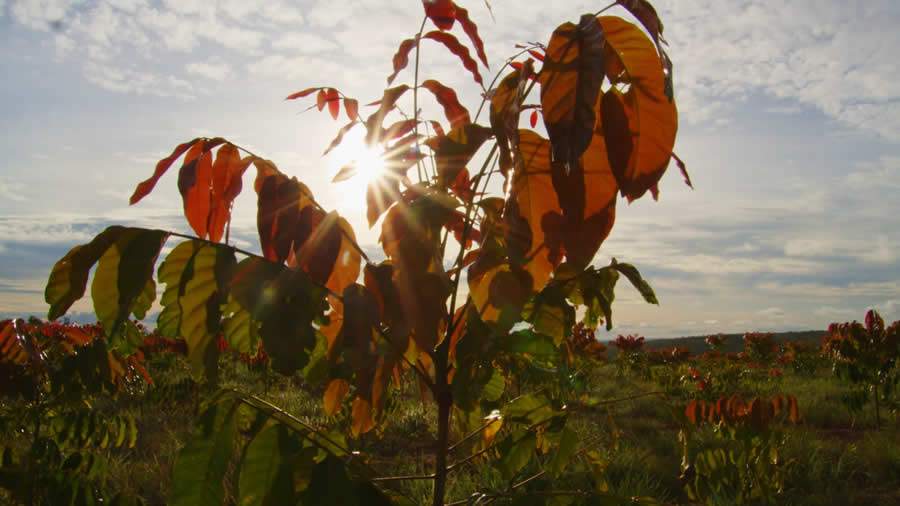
[633,331,826,355]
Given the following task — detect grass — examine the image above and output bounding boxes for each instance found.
[2,350,897,505]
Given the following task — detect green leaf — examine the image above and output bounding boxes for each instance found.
[171,400,238,506]
[504,394,556,425]
[238,424,312,506]
[482,368,506,402]
[298,455,393,505]
[497,431,537,480]
[157,240,202,338]
[580,267,619,330]
[611,259,658,305]
[505,330,557,358]
[547,426,578,477]
[523,285,575,345]
[91,228,168,350]
[222,295,260,355]
[230,258,328,375]
[45,226,127,320]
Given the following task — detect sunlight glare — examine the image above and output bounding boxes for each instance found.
[326,129,387,213]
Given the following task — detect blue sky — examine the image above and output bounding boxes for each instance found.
[1,0,899,338]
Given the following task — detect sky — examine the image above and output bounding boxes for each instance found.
[1,0,899,339]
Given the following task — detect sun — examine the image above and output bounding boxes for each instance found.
[326,129,388,212]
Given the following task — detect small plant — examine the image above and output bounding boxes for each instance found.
[823,310,899,428]
[680,394,800,505]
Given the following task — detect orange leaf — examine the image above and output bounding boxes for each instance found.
[344,98,359,120]
[539,15,606,171]
[316,89,327,111]
[255,171,317,263]
[285,87,321,100]
[326,88,341,120]
[130,138,201,205]
[424,123,493,188]
[421,79,470,129]
[490,63,533,179]
[387,37,419,85]
[178,145,214,238]
[599,15,677,201]
[324,378,350,416]
[351,396,375,436]
[423,31,483,86]
[506,130,564,291]
[365,85,412,145]
[208,144,250,243]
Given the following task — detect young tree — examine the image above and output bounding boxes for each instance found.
[42,1,690,503]
[823,310,899,428]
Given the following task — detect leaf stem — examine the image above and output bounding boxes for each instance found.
[413,16,428,184]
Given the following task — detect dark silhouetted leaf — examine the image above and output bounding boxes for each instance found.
[423,31,483,86]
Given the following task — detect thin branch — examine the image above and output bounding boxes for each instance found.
[371,473,436,483]
[448,415,496,453]
[413,16,428,184]
[594,1,617,17]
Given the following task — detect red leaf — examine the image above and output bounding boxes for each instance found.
[383,119,418,142]
[344,98,359,120]
[208,143,250,242]
[130,138,201,205]
[422,0,456,31]
[324,121,359,156]
[316,89,327,111]
[421,79,470,129]
[671,152,692,189]
[387,37,419,85]
[285,87,321,100]
[454,4,489,68]
[530,109,539,128]
[423,31,483,86]
[528,49,545,62]
[179,147,214,238]
[326,88,341,120]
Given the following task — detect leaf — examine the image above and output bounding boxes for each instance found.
[364,85,412,145]
[285,87,321,100]
[454,3,488,68]
[497,432,536,480]
[423,31,483,86]
[332,164,358,183]
[208,144,252,243]
[672,152,692,188]
[46,226,127,320]
[490,63,533,179]
[326,88,341,120]
[422,0,456,31]
[231,259,328,375]
[504,130,563,292]
[316,89,327,111]
[255,171,318,264]
[324,379,350,416]
[293,212,361,296]
[424,123,493,188]
[91,229,168,350]
[344,98,359,120]
[130,138,201,205]
[181,245,234,379]
[171,400,238,506]
[548,426,579,477]
[539,15,606,171]
[387,37,418,85]
[599,15,678,201]
[611,259,658,304]
[178,145,214,238]
[421,79,471,129]
[468,263,532,326]
[238,424,309,506]
[615,0,674,98]
[221,295,259,355]
[324,121,359,156]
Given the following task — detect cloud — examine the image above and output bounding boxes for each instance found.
[272,33,339,53]
[185,61,232,81]
[758,307,786,319]
[0,178,26,201]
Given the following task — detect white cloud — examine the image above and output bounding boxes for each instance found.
[273,33,339,53]
[0,178,26,202]
[758,307,786,319]
[185,61,232,81]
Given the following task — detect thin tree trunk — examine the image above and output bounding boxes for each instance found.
[873,383,881,430]
[432,391,452,506]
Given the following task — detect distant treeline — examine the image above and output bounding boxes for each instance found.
[615,330,826,356]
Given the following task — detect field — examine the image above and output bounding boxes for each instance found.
[2,321,897,505]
